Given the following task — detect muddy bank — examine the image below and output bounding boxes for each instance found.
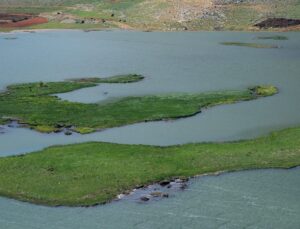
[0,13,47,28]
[255,18,300,28]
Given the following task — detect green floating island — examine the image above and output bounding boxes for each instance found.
[257,35,288,40]
[221,42,279,49]
[0,73,277,134]
[0,126,299,206]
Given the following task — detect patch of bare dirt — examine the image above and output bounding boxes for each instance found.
[0,13,47,27]
[155,0,214,22]
[67,4,97,12]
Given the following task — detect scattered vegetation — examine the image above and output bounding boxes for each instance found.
[249,85,278,96]
[1,0,299,31]
[257,35,288,40]
[220,42,279,49]
[0,75,277,134]
[0,126,299,206]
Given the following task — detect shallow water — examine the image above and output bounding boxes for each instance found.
[0,31,300,155]
[0,168,299,229]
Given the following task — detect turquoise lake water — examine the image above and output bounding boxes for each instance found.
[0,30,299,228]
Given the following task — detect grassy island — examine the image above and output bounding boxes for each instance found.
[0,75,277,134]
[257,35,288,40]
[221,42,279,49]
[0,126,299,206]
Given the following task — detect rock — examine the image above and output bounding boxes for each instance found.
[64,131,72,136]
[175,177,189,183]
[140,196,150,201]
[162,193,169,198]
[123,190,131,195]
[55,123,64,128]
[181,177,189,182]
[159,180,170,186]
[150,191,163,197]
[180,183,188,190]
[150,192,169,198]
[117,194,125,199]
[166,184,172,189]
[135,185,144,189]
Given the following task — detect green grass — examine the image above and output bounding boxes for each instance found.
[257,35,288,40]
[221,42,279,49]
[0,74,277,134]
[0,126,299,206]
[27,21,113,30]
[1,1,300,32]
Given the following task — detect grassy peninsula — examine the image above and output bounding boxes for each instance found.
[0,126,299,206]
[0,75,277,134]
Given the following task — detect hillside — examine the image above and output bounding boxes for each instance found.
[0,0,300,31]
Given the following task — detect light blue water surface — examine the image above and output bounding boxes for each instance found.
[0,31,300,155]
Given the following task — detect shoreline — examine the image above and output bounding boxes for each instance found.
[0,164,299,208]
[113,165,300,207]
[1,27,300,35]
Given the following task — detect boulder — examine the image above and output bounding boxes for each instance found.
[159,180,170,186]
[140,196,150,201]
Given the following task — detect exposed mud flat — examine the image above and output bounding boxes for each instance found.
[0,13,47,28]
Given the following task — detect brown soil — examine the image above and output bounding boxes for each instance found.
[0,13,48,27]
[255,18,300,28]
